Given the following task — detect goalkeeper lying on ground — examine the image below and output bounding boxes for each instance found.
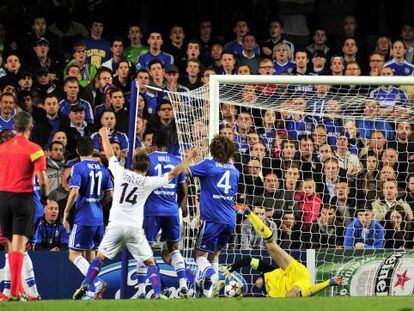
[224,206,342,297]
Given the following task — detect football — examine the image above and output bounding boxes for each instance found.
[224,279,244,297]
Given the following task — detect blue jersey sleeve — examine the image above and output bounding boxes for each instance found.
[188,159,211,177]
[70,165,82,188]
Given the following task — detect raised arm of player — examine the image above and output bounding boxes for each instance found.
[167,149,198,181]
[99,126,114,160]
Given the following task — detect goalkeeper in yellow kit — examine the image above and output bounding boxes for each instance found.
[222,206,342,297]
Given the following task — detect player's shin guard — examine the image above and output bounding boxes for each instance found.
[246,212,274,242]
[136,262,147,294]
[8,252,24,298]
[85,258,103,287]
[301,279,330,297]
[147,265,162,295]
[170,250,187,289]
[23,252,39,298]
[3,254,10,296]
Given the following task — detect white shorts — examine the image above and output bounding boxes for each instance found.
[98,222,153,262]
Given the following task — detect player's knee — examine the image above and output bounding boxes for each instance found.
[68,251,81,262]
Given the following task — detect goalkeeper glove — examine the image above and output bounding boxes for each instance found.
[329,275,342,286]
[234,203,251,215]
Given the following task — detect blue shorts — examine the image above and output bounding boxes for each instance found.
[196,221,235,253]
[68,224,104,251]
[143,215,181,245]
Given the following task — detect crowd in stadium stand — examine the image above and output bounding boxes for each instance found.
[0,1,414,252]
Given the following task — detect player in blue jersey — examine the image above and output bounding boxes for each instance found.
[63,137,113,300]
[136,31,174,71]
[186,134,239,298]
[0,92,15,131]
[135,129,189,298]
[273,42,296,75]
[384,40,414,76]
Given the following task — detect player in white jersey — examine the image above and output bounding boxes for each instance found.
[73,127,198,300]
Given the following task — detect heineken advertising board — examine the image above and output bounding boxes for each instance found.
[316,249,414,296]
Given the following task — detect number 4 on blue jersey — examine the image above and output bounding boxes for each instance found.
[188,158,239,225]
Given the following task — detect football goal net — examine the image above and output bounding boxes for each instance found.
[146,74,414,296]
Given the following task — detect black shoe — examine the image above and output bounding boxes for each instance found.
[73,285,88,300]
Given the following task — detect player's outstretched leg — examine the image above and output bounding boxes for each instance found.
[240,207,291,270]
[301,275,343,297]
[135,262,147,299]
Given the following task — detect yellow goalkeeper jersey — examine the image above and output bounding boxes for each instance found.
[264,258,312,298]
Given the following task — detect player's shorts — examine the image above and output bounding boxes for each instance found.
[143,215,181,245]
[68,224,104,251]
[0,191,35,239]
[264,258,312,297]
[196,221,235,253]
[98,222,153,262]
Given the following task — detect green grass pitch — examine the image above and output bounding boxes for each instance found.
[2,297,414,311]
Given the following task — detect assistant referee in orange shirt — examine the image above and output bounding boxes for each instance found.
[0,110,49,301]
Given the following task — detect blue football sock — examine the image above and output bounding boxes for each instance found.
[85,258,103,287]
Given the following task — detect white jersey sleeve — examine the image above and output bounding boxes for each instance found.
[145,174,170,192]
[109,156,124,178]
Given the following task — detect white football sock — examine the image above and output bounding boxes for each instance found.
[2,254,10,296]
[23,252,39,297]
[170,250,187,289]
[73,256,89,276]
